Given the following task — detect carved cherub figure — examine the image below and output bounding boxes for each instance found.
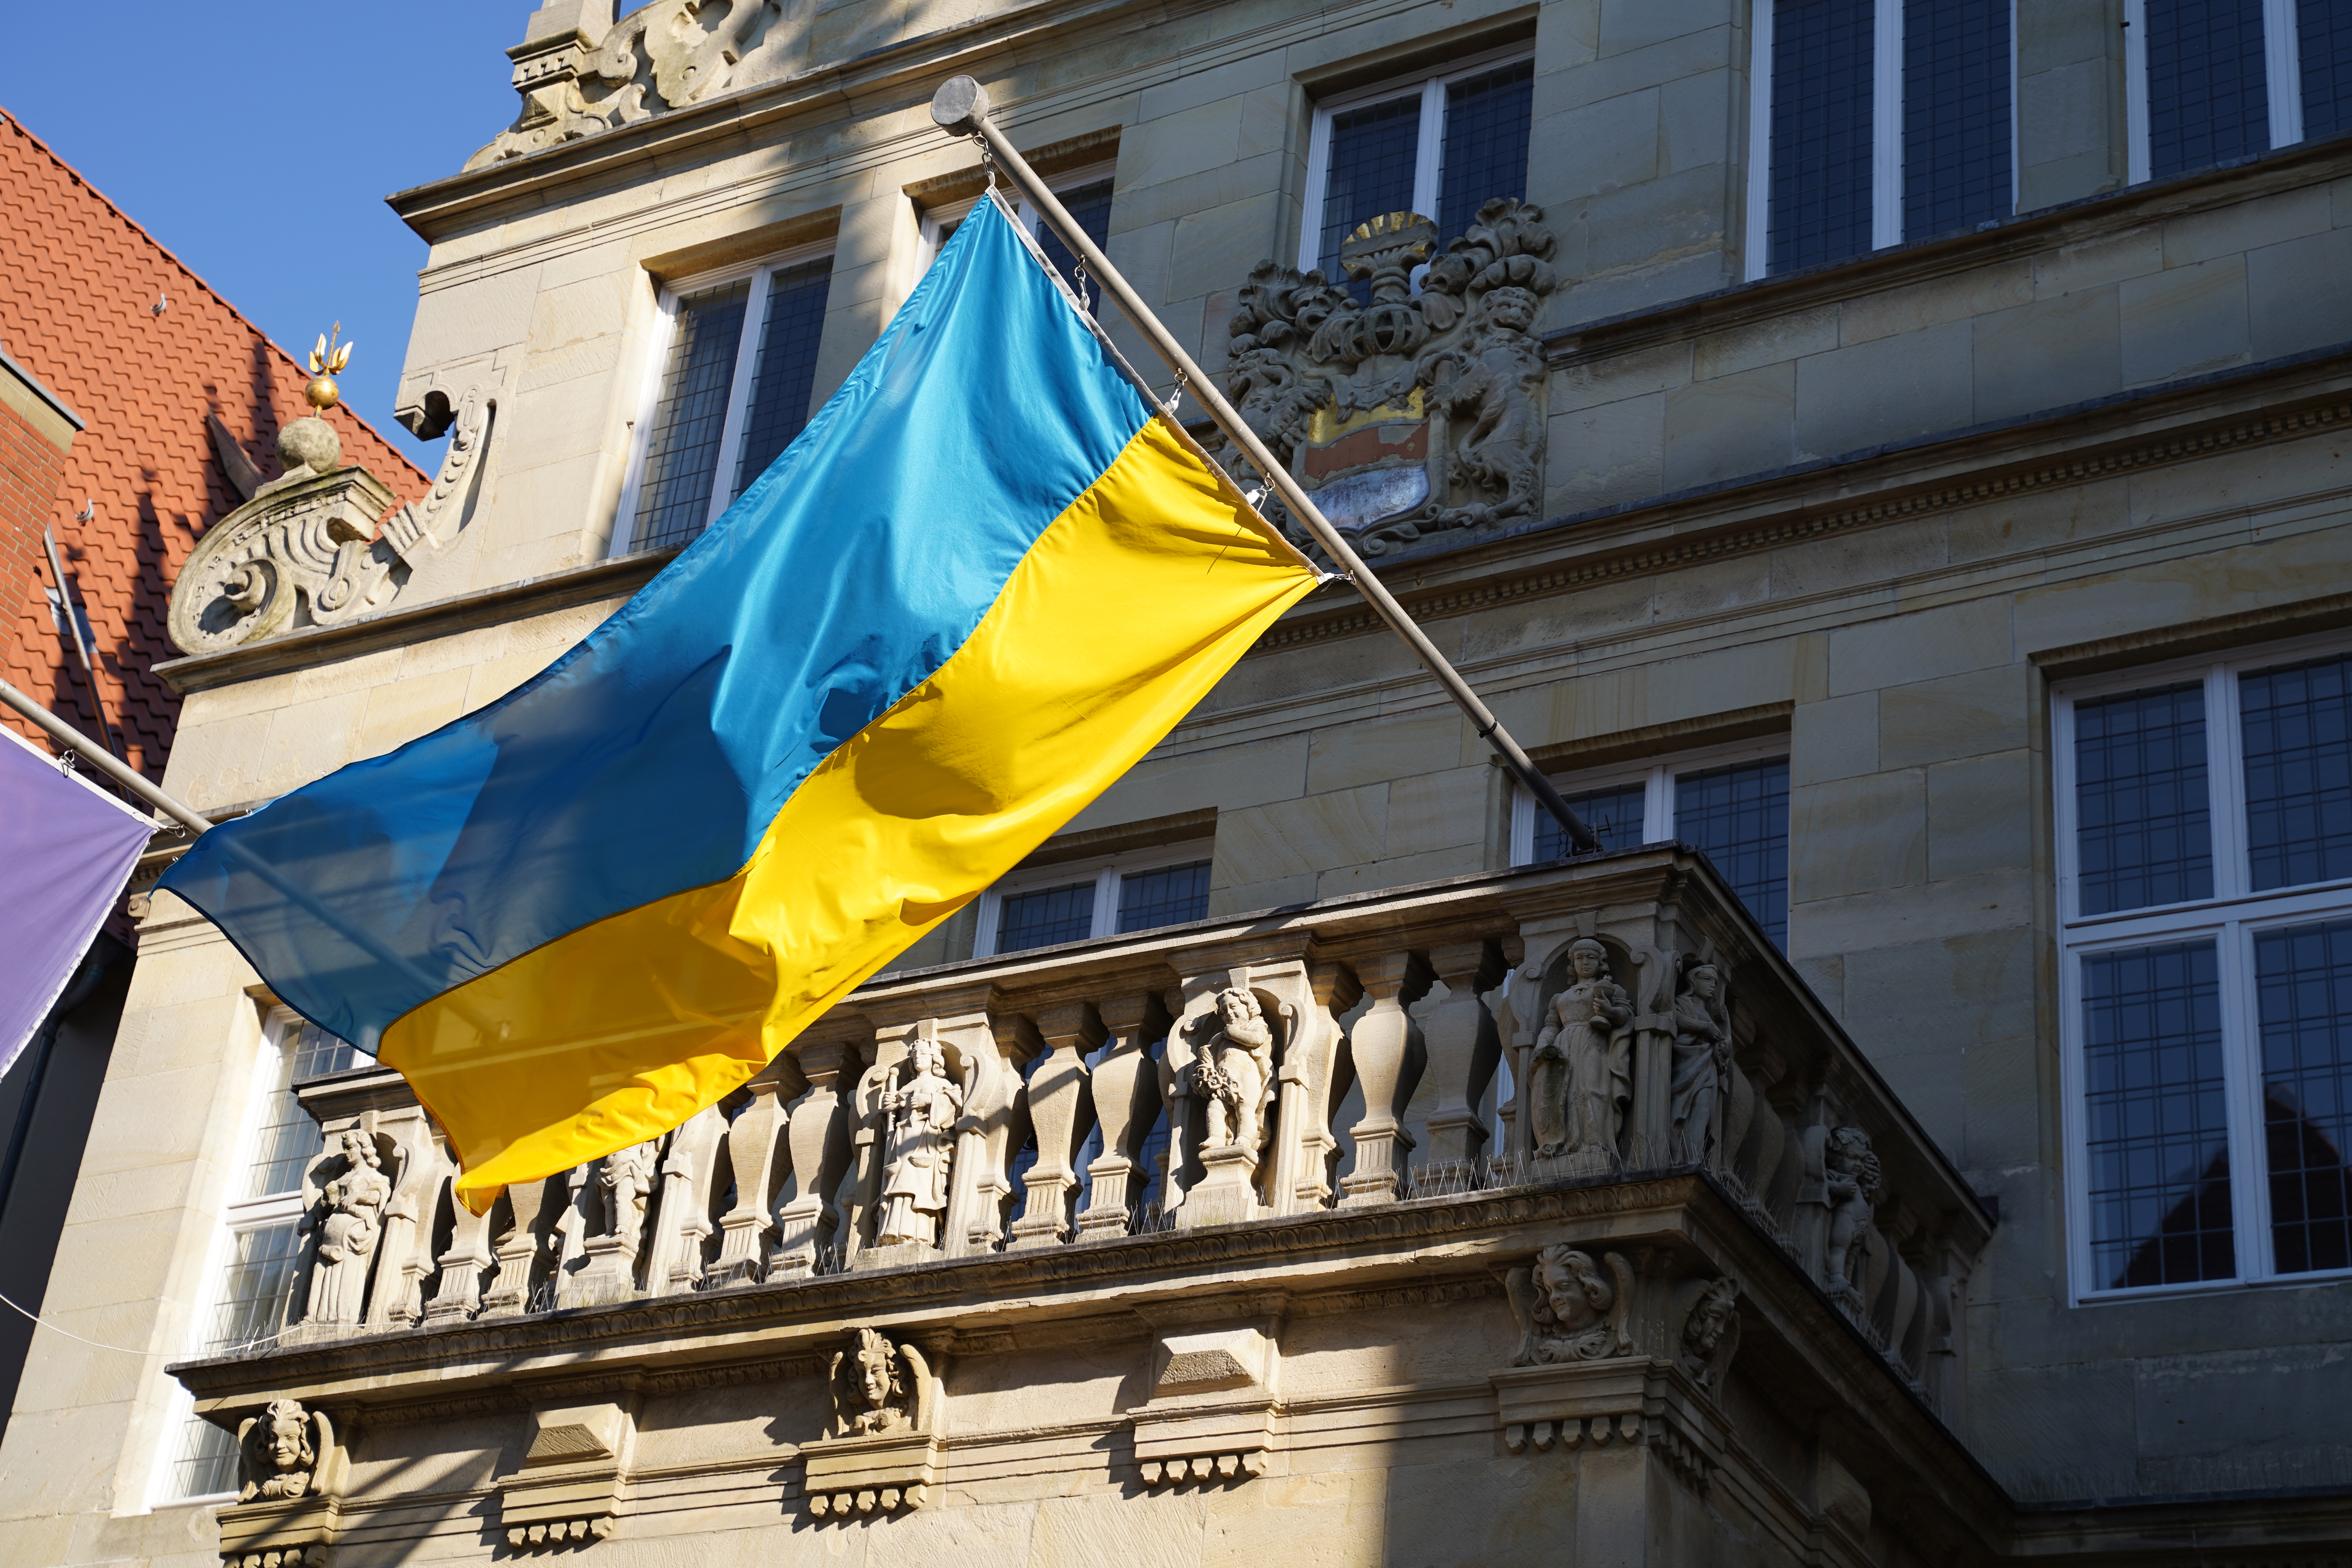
[828,1327,936,1437]
[597,1140,659,1241]
[1505,1243,1635,1366]
[304,1129,391,1327]
[875,1037,964,1247]
[1188,987,1276,1154]
[1528,940,1635,1163]
[1822,1127,1884,1297]
[1679,1276,1742,1390]
[236,1397,330,1501]
[1667,961,1733,1165]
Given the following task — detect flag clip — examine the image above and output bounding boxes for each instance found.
[1164,369,1187,416]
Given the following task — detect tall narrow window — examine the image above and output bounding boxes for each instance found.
[617,248,835,555]
[1769,0,1877,272]
[163,1016,356,1500]
[2301,0,2352,140]
[2056,636,2352,1301]
[1515,749,1791,948]
[2145,0,2273,179]
[1299,52,1536,283]
[1902,0,2012,236]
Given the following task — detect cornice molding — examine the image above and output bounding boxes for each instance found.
[1250,345,2352,656]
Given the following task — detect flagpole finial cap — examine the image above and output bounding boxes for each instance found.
[931,76,991,136]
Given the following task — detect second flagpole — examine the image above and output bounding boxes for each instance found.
[930,76,1598,855]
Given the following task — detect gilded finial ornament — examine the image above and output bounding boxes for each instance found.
[305,323,355,413]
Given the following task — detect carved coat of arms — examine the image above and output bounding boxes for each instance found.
[1216,198,1560,558]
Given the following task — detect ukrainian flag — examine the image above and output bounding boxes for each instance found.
[161,198,1319,1210]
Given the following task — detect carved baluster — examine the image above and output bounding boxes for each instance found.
[772,1040,857,1278]
[712,1072,788,1282]
[1418,939,1505,1171]
[951,1015,1036,1254]
[423,1155,498,1323]
[1280,960,1361,1213]
[1011,1003,1101,1248]
[479,1173,559,1317]
[1079,993,1161,1237]
[367,1112,448,1327]
[647,1103,726,1293]
[1338,951,1432,1207]
[838,1034,898,1262]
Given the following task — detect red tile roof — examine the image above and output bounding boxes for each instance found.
[0,107,430,784]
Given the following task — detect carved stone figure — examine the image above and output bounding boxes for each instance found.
[1668,962,1733,1165]
[1505,1244,1635,1365]
[1189,987,1276,1154]
[470,0,789,168]
[596,1140,659,1241]
[1218,198,1561,558]
[1528,940,1635,1163]
[874,1038,964,1247]
[236,1398,330,1501]
[1822,1127,1884,1298]
[1679,1276,1742,1390]
[304,1130,390,1327]
[828,1327,935,1437]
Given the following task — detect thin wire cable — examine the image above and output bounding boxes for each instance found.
[0,1286,154,1354]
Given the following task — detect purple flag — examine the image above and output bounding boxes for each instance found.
[0,724,154,1075]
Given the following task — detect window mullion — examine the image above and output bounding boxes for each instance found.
[1645,764,1675,842]
[1298,103,1336,272]
[1872,0,1905,248]
[1093,867,1120,940]
[2208,663,2250,903]
[1510,785,1535,865]
[2124,0,2152,183]
[2265,0,2307,147]
[702,267,771,532]
[2221,917,2273,1282]
[974,891,1003,958]
[1745,0,1776,281]
[1413,78,1446,220]
[610,290,682,556]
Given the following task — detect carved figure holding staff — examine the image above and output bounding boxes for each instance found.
[1528,939,1635,1163]
[875,1036,963,1247]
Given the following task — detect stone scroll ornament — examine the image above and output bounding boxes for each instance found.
[470,0,788,168]
[1528,939,1635,1172]
[1505,1244,1637,1366]
[237,1398,332,1502]
[1216,198,1561,559]
[169,351,498,656]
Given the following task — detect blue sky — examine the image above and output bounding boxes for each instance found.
[2,4,537,469]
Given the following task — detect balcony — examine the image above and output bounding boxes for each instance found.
[179,846,2002,1564]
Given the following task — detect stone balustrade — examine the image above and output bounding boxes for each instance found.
[256,845,1985,1408]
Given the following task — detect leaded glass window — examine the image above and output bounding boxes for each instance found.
[621,250,835,554]
[1532,782,1650,863]
[980,847,1216,956]
[1035,177,1116,314]
[1902,0,2011,237]
[1117,859,1212,933]
[1768,0,1875,272]
[996,880,1097,953]
[2301,0,2352,140]
[2145,0,2272,180]
[2058,640,2352,1298]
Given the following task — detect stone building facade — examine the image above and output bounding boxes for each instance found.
[5,0,2352,1562]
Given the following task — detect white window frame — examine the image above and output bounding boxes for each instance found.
[610,237,836,557]
[1508,735,1791,866]
[146,1004,310,1508]
[2052,628,2352,1305]
[1296,43,1536,276]
[973,840,1216,957]
[917,160,1120,274]
[2124,0,2307,185]
[1743,0,2020,281]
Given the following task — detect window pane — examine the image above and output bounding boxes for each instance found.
[1770,0,1875,273]
[1533,781,1648,862]
[996,880,1096,953]
[2241,652,2352,891]
[2302,0,2352,141]
[1438,60,1535,241]
[1037,178,1116,314]
[1902,0,2011,238]
[167,1412,241,1500]
[2257,917,2352,1274]
[631,278,750,552]
[2073,682,2214,916]
[1318,92,1423,289]
[200,1220,303,1354]
[1675,759,1791,947]
[2146,0,2271,181]
[242,1020,357,1201]
[1116,859,1211,933]
[2081,940,2236,1288]
[730,258,833,499]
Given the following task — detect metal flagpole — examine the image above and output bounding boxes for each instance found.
[929,77,1599,855]
[0,677,210,834]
